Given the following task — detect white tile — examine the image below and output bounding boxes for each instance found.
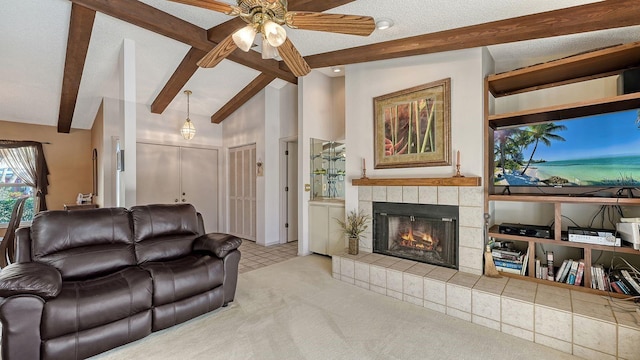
[403,294,423,307]
[403,273,424,299]
[386,289,403,301]
[472,315,500,331]
[424,278,447,305]
[358,186,372,201]
[458,226,483,249]
[573,315,617,356]
[535,305,572,343]
[459,206,484,228]
[332,256,341,273]
[358,201,373,220]
[437,187,459,205]
[459,186,483,207]
[418,187,437,204]
[386,269,403,293]
[424,301,446,314]
[354,262,370,282]
[446,284,471,312]
[387,187,403,203]
[370,265,386,288]
[618,324,640,360]
[572,345,616,360]
[355,280,369,290]
[501,297,534,331]
[501,323,533,341]
[458,246,482,273]
[472,290,501,321]
[370,284,386,295]
[446,307,471,322]
[340,258,355,278]
[372,186,387,202]
[340,276,354,285]
[534,334,572,354]
[402,186,419,203]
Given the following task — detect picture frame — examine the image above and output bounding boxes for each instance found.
[373,78,451,169]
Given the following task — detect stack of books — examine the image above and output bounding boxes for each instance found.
[492,248,528,276]
[554,259,586,286]
[603,267,640,295]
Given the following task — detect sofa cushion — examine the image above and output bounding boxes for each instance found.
[30,208,136,280]
[131,204,200,263]
[41,267,152,340]
[0,262,61,299]
[193,233,242,258]
[141,254,223,306]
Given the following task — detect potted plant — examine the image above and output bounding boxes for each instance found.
[337,209,371,255]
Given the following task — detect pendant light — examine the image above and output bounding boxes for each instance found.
[180,90,196,140]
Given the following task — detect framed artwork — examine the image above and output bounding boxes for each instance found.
[373,78,451,169]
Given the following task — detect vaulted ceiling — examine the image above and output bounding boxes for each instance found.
[2,0,640,133]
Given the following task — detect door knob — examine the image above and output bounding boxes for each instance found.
[182,199,186,202]
[182,192,186,196]
[175,199,179,202]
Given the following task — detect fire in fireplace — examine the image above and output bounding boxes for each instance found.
[373,202,458,269]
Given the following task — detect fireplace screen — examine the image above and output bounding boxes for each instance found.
[373,202,458,269]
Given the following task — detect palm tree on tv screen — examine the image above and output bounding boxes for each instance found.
[520,123,567,176]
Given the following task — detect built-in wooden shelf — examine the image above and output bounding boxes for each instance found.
[487,40,640,97]
[352,176,481,187]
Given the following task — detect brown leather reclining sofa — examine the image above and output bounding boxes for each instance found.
[0,203,242,360]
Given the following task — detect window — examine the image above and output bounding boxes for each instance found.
[0,160,35,224]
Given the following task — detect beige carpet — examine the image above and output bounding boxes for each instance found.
[93,255,580,360]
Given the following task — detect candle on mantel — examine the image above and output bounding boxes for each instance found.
[457,150,460,165]
[362,158,366,171]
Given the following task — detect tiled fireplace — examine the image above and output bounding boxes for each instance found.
[333,183,640,359]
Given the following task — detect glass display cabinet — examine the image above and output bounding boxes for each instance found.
[310,138,345,200]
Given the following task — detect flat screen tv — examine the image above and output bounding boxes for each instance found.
[494,108,640,188]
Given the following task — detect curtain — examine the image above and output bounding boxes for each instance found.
[0,141,50,211]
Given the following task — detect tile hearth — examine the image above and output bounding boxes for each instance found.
[333,252,640,360]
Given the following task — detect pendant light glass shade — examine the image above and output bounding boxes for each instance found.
[263,20,286,47]
[232,24,257,52]
[261,36,279,59]
[181,90,196,140]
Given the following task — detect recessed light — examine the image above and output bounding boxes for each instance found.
[376,18,394,30]
[331,66,342,73]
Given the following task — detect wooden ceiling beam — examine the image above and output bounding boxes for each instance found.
[211,73,276,124]
[69,0,296,82]
[58,3,96,133]
[304,0,640,69]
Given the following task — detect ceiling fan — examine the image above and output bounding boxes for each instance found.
[169,0,376,76]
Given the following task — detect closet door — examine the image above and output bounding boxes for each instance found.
[181,147,218,232]
[229,144,256,241]
[136,143,180,205]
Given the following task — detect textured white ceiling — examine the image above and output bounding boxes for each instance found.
[1,0,638,130]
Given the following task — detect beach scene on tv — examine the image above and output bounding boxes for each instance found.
[494,109,640,187]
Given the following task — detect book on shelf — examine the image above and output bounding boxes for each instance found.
[491,248,524,261]
[567,260,580,285]
[520,248,530,276]
[535,259,541,279]
[546,251,555,280]
[621,270,640,294]
[555,260,569,282]
[493,259,523,269]
[495,265,522,274]
[541,267,548,280]
[574,260,585,286]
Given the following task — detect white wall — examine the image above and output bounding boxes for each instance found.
[298,71,347,255]
[344,48,487,213]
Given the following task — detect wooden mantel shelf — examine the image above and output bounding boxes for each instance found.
[352,176,481,187]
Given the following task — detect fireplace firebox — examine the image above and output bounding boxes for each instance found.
[373,202,458,269]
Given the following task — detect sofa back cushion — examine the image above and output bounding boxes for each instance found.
[131,204,200,263]
[30,208,136,280]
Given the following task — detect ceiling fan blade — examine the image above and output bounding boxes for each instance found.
[285,12,375,36]
[168,0,239,15]
[197,34,238,68]
[277,38,311,77]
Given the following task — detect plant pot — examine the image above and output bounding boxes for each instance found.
[348,236,359,255]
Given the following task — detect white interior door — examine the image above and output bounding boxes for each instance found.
[229,144,256,241]
[136,143,180,205]
[181,147,219,232]
[286,141,298,242]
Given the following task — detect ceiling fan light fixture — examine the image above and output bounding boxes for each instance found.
[232,24,257,52]
[261,37,280,59]
[181,90,196,140]
[375,18,394,30]
[263,20,287,47]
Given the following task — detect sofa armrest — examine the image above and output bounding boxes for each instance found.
[193,233,242,258]
[0,262,62,299]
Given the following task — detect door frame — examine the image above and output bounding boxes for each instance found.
[279,136,298,244]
